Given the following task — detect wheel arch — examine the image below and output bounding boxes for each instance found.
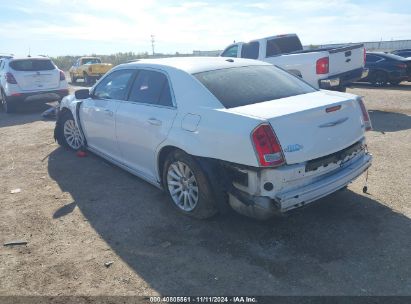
[156,145,231,213]
[157,145,184,186]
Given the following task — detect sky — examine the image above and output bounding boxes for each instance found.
[1,0,411,57]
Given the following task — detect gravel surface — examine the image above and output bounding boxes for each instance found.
[0,81,410,296]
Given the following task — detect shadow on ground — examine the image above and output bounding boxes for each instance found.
[369,110,411,133]
[48,147,411,295]
[350,82,411,91]
[0,102,57,128]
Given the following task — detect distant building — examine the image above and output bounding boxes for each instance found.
[309,39,411,52]
[192,50,221,56]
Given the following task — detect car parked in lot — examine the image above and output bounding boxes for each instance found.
[0,56,69,113]
[69,57,112,85]
[55,57,372,220]
[360,52,411,86]
[220,33,368,91]
[391,49,411,59]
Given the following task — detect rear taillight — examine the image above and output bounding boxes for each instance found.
[358,98,372,131]
[363,48,366,66]
[396,63,407,69]
[5,72,17,84]
[59,70,66,81]
[251,124,285,167]
[316,56,329,74]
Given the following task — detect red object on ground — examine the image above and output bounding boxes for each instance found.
[76,150,87,157]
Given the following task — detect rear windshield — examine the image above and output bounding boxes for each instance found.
[10,59,55,71]
[266,36,303,57]
[379,53,408,61]
[194,65,315,109]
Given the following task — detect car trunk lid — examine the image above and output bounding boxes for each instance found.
[227,91,365,164]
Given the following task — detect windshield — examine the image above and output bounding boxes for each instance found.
[194,65,316,109]
[9,59,55,71]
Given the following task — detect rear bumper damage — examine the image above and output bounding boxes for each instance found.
[227,142,372,220]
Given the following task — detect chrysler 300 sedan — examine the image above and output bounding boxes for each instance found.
[54,57,372,220]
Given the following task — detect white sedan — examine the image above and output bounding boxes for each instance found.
[55,57,372,219]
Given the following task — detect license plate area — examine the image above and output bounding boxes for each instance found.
[305,141,363,172]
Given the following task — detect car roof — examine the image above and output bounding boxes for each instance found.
[367,52,407,61]
[118,56,271,74]
[8,56,51,60]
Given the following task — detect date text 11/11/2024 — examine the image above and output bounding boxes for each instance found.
[149,296,258,303]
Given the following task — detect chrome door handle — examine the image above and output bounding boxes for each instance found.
[148,118,162,126]
[104,109,114,116]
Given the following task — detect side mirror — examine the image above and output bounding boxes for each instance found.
[75,89,90,99]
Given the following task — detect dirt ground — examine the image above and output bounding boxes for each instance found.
[1,81,410,297]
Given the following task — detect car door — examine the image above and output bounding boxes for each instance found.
[80,69,135,160]
[115,69,177,181]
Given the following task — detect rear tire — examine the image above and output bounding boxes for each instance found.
[336,85,347,92]
[371,71,388,87]
[71,73,77,84]
[162,150,217,219]
[1,90,17,113]
[56,111,84,150]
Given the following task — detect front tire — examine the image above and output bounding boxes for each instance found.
[84,73,90,85]
[56,111,84,150]
[162,150,217,219]
[71,73,77,84]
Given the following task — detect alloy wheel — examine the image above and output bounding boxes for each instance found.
[167,161,199,212]
[63,119,83,150]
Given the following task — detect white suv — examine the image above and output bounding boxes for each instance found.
[0,56,69,113]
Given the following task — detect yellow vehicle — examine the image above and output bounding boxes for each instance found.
[69,57,112,84]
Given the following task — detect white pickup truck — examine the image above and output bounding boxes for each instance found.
[220,34,368,91]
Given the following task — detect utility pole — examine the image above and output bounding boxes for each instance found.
[151,35,155,56]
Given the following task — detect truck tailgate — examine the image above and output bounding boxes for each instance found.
[89,63,112,74]
[328,44,365,75]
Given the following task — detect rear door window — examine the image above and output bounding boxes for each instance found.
[194,65,315,109]
[9,59,55,71]
[240,42,260,59]
[266,36,303,57]
[128,70,173,107]
[365,54,381,63]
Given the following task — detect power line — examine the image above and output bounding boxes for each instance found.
[151,35,155,56]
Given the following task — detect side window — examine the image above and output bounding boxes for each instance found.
[266,39,281,57]
[128,70,173,107]
[240,41,260,59]
[93,69,134,100]
[366,55,380,63]
[221,45,239,57]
